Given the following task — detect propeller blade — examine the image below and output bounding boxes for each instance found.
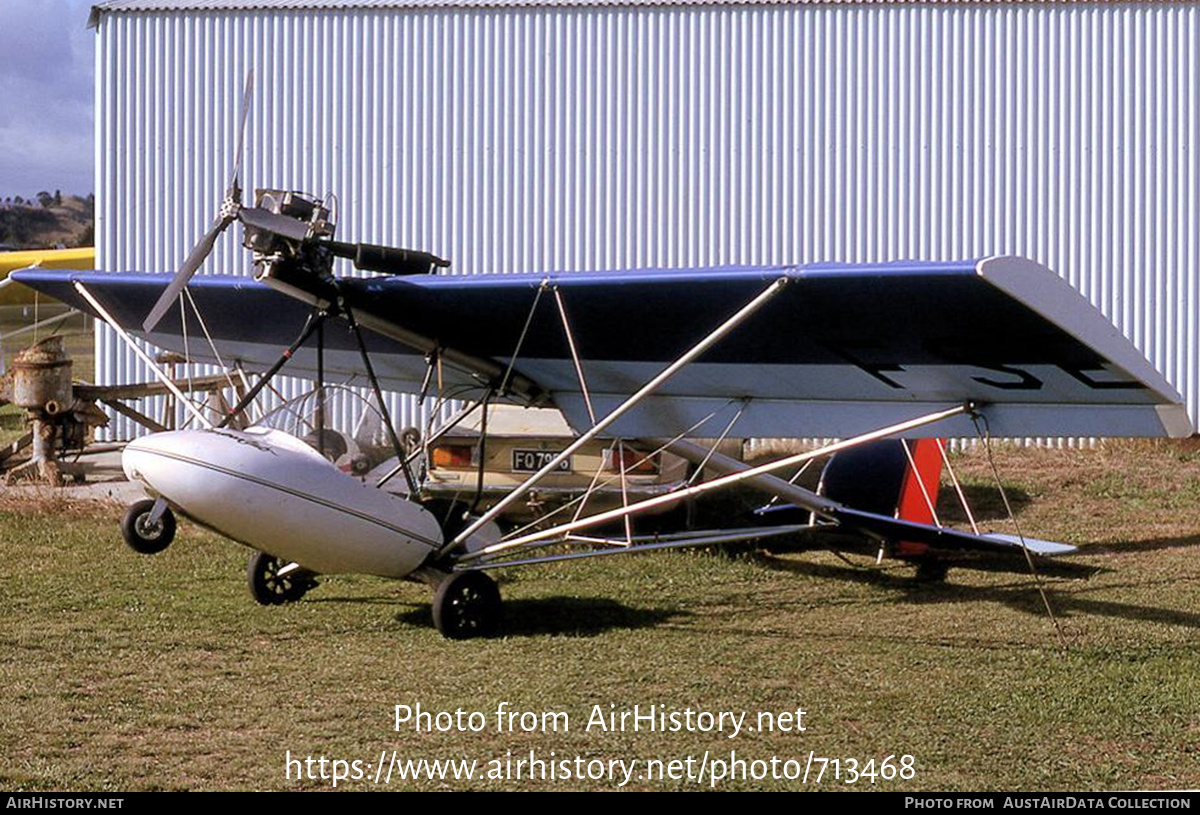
[239,206,312,242]
[142,215,231,331]
[143,71,255,333]
[227,69,254,200]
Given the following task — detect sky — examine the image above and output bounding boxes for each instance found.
[0,0,95,197]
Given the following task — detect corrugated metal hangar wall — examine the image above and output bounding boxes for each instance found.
[92,0,1200,438]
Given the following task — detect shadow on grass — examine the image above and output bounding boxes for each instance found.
[758,555,1200,631]
[1082,533,1200,556]
[936,483,1033,523]
[396,596,689,638]
[307,594,423,607]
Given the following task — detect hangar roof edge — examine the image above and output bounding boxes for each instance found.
[89,0,1169,29]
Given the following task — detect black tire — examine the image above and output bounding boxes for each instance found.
[121,499,176,555]
[247,550,314,605]
[432,571,502,639]
[422,498,473,540]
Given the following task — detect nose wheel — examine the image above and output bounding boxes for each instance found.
[247,550,316,605]
[432,570,502,639]
[121,499,177,554]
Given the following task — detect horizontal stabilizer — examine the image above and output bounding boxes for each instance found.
[830,507,1078,557]
[977,533,1077,557]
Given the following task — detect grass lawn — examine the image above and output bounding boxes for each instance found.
[0,441,1197,791]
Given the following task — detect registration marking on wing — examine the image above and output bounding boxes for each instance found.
[512,450,572,473]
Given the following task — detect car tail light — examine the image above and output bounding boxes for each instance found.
[432,443,475,469]
[603,447,659,475]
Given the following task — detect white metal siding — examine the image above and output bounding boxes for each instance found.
[95,4,1200,438]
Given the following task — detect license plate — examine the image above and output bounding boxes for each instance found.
[512,449,572,473]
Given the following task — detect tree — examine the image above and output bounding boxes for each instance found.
[36,191,53,208]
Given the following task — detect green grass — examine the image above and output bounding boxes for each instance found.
[0,442,1198,791]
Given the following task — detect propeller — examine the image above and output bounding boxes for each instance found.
[240,206,312,242]
[143,70,452,332]
[144,71,261,332]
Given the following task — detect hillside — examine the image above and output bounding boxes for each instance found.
[0,193,94,250]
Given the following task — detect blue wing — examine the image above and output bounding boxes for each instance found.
[13,256,1190,439]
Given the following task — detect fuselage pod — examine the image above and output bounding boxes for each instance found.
[122,428,442,577]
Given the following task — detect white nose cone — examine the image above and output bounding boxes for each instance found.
[123,428,442,578]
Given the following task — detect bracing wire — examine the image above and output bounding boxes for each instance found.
[972,412,1068,650]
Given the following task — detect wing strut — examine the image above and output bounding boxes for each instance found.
[215,311,328,428]
[654,437,838,517]
[440,275,791,557]
[344,306,421,496]
[457,402,972,564]
[73,282,213,429]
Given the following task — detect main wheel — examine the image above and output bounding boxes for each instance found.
[422,498,472,539]
[247,550,314,605]
[121,499,176,554]
[914,559,950,582]
[432,571,502,639]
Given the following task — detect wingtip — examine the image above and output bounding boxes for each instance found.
[1156,404,1196,439]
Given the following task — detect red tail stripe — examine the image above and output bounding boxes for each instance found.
[896,438,944,525]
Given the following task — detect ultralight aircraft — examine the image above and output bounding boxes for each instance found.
[13,83,1192,638]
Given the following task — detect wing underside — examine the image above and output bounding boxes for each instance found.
[13,256,1191,439]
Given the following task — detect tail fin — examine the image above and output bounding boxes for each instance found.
[755,438,946,535]
[894,438,944,525]
[817,438,945,522]
[817,438,945,556]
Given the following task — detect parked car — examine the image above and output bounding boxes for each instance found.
[415,404,693,528]
[255,389,733,533]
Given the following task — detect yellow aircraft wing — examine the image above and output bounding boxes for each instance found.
[0,247,94,276]
[0,247,94,304]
